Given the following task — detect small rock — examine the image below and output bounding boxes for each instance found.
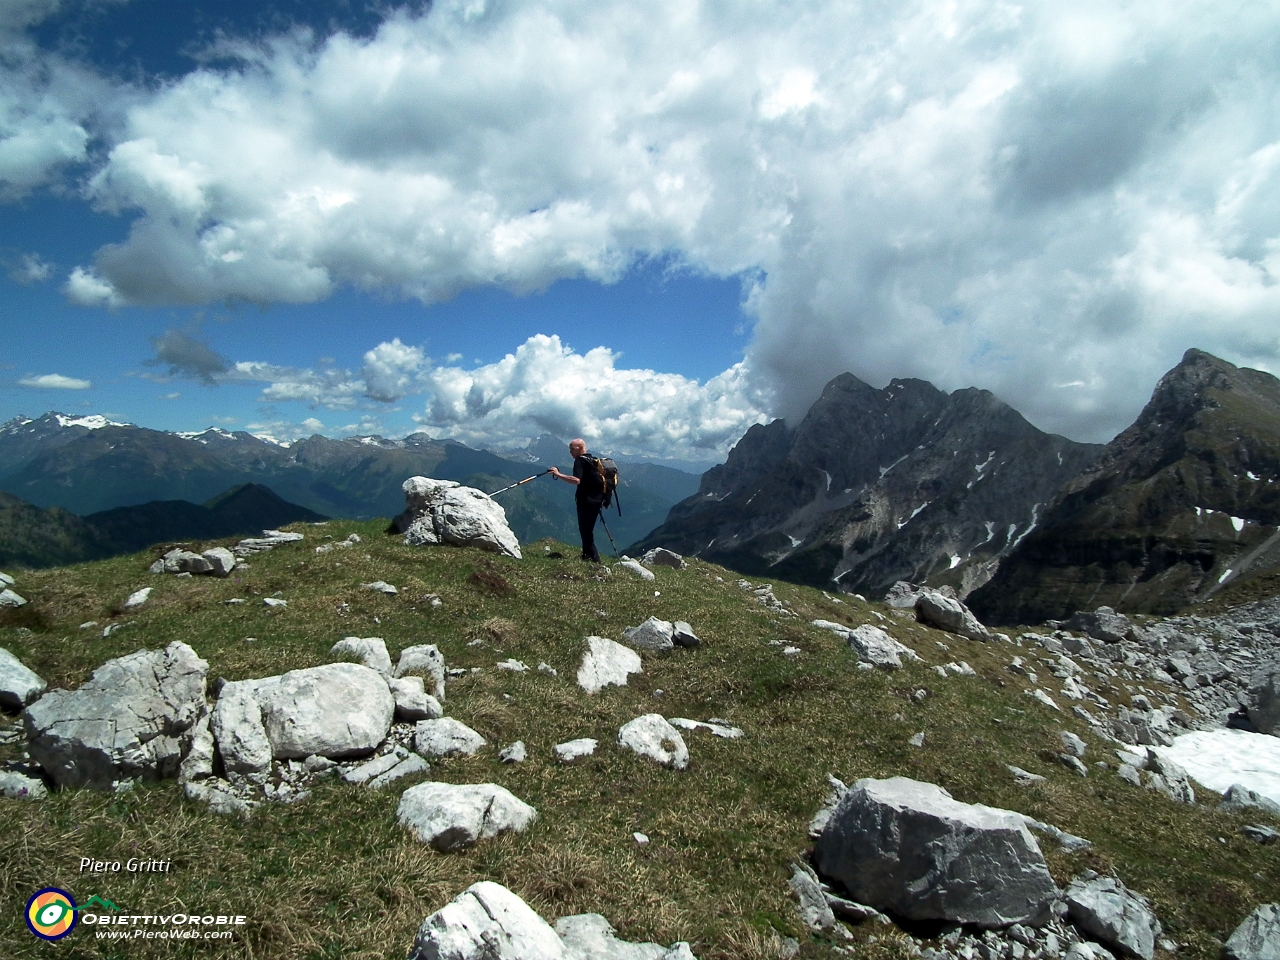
[330,637,393,676]
[413,717,486,758]
[672,621,700,648]
[0,588,28,608]
[0,769,48,800]
[1241,824,1280,845]
[361,580,398,595]
[496,659,528,672]
[1008,765,1046,785]
[618,714,688,770]
[577,636,643,694]
[617,559,655,581]
[1028,688,1061,711]
[368,754,430,789]
[1117,764,1142,787]
[554,738,598,762]
[789,861,841,935]
[1060,754,1089,777]
[914,589,991,641]
[908,731,926,747]
[499,741,526,763]
[201,547,237,576]
[1061,731,1087,758]
[394,645,447,700]
[633,831,649,844]
[123,587,152,609]
[397,782,535,851]
[668,718,745,739]
[1220,784,1280,817]
[622,617,675,652]
[344,749,409,784]
[388,676,443,721]
[263,597,287,608]
[641,547,686,569]
[183,778,257,817]
[0,646,47,709]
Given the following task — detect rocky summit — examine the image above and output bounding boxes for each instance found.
[636,372,1099,600]
[970,350,1280,624]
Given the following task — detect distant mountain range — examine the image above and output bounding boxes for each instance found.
[638,349,1280,621]
[0,417,703,565]
[0,483,326,569]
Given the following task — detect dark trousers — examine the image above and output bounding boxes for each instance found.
[576,497,602,561]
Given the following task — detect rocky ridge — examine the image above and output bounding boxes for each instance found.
[636,371,1100,601]
[971,350,1280,624]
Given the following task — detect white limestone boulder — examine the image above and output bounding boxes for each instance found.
[155,549,213,574]
[554,738,598,762]
[397,783,536,851]
[24,642,208,790]
[210,682,273,781]
[0,588,28,607]
[557,913,698,959]
[813,776,1059,927]
[255,664,393,759]
[201,547,237,576]
[577,636,642,694]
[405,881,699,960]
[1224,904,1280,960]
[215,663,394,766]
[914,589,991,641]
[388,676,443,721]
[330,637,392,677]
[122,587,152,609]
[0,646,46,709]
[407,881,563,960]
[414,717,486,758]
[395,644,447,700]
[618,714,688,770]
[0,769,48,800]
[617,559,655,581]
[394,476,522,559]
[848,624,919,669]
[1065,872,1162,960]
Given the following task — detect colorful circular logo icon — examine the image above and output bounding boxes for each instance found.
[26,888,78,940]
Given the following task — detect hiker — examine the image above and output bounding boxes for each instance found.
[549,438,605,562]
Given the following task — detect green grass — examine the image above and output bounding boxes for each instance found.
[1,522,1276,959]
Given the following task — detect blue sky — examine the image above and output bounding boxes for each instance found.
[4,0,1280,458]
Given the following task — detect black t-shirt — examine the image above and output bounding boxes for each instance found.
[573,453,605,502]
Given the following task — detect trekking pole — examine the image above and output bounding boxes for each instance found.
[488,469,552,497]
[597,511,619,556]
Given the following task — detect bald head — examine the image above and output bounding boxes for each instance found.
[569,438,586,457]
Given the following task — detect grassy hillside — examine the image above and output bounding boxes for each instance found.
[0,524,1276,959]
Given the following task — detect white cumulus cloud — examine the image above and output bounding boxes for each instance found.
[19,372,91,389]
[416,334,770,459]
[361,338,426,403]
[11,0,1280,441]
